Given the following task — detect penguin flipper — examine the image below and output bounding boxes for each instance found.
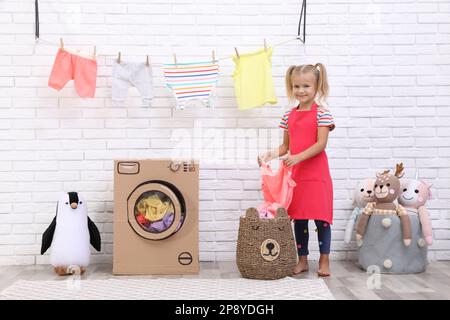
[88,217,101,252]
[41,216,56,255]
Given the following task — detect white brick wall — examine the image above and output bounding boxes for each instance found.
[1,0,450,265]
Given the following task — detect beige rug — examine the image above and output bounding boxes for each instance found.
[1,277,334,300]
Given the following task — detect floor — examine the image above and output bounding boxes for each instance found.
[1,260,450,300]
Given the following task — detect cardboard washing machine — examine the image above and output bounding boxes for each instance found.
[113,159,199,275]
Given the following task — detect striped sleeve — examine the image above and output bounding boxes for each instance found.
[317,107,335,131]
[279,110,291,131]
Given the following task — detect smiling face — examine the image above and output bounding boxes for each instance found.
[292,72,317,107]
[398,179,432,208]
[353,179,376,208]
[374,173,400,203]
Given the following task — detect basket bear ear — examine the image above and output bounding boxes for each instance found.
[245,207,259,220]
[276,207,288,218]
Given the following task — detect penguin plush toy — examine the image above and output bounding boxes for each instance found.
[41,192,101,275]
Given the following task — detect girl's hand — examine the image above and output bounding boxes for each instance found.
[257,151,273,167]
[284,153,302,168]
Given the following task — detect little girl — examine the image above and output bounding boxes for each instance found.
[258,63,335,277]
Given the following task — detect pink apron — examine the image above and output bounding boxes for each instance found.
[287,103,333,224]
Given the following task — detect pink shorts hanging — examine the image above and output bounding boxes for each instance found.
[48,48,97,98]
[258,161,297,219]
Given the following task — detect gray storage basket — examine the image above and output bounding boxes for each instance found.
[357,214,428,274]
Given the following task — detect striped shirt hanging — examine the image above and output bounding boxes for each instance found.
[163,61,220,110]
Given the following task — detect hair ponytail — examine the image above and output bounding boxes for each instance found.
[314,63,329,106]
[285,65,297,102]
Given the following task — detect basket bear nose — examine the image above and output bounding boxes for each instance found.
[266,242,275,250]
[367,190,372,194]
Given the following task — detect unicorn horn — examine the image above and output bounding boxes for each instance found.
[415,168,419,180]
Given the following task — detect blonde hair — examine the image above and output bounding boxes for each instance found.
[285,63,329,106]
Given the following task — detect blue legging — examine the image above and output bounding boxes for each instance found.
[294,219,331,256]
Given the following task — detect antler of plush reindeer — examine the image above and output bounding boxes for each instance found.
[395,162,404,178]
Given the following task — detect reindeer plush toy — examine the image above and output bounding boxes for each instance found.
[356,163,412,246]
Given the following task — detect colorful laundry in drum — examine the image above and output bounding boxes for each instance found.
[135,192,185,233]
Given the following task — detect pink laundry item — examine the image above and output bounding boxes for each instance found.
[48,48,97,98]
[258,161,297,219]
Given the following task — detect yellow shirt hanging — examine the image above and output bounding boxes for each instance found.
[232,47,278,110]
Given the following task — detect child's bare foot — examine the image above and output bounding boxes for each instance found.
[293,256,309,275]
[317,254,330,277]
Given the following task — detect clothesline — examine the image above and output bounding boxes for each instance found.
[33,0,306,65]
[30,1,312,111]
[32,36,303,66]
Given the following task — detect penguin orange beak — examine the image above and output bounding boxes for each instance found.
[70,202,78,209]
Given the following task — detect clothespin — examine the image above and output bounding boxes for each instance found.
[173,53,177,66]
[234,47,240,59]
[212,50,216,63]
[264,38,267,51]
[146,55,150,67]
[60,38,64,50]
[117,52,121,63]
[93,45,96,59]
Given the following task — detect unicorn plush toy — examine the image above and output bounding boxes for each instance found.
[398,171,433,245]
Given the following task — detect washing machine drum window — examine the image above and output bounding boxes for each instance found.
[128,182,186,240]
